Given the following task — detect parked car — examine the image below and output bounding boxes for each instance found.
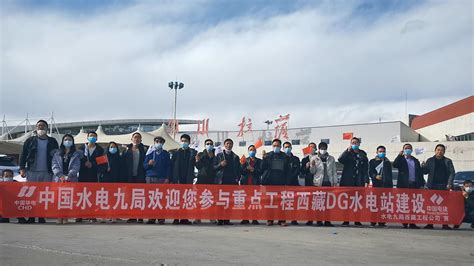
[453,171,474,190]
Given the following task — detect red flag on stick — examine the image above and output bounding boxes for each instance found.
[302,146,313,156]
[254,139,263,149]
[240,155,247,165]
[343,132,354,140]
[96,155,108,165]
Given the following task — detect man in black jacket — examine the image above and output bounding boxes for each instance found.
[338,137,368,227]
[79,131,105,183]
[300,142,317,187]
[171,134,196,225]
[261,139,290,226]
[214,138,241,225]
[393,143,424,229]
[369,145,393,227]
[283,141,301,225]
[422,144,456,230]
[122,132,146,223]
[19,120,59,224]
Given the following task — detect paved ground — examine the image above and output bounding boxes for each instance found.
[1,220,473,265]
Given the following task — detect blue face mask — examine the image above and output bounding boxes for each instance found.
[206,144,214,152]
[284,147,292,155]
[404,149,412,156]
[466,187,473,194]
[248,151,256,158]
[109,147,118,154]
[351,145,359,150]
[88,136,97,144]
[377,152,386,158]
[181,142,189,149]
[273,147,281,153]
[63,140,73,148]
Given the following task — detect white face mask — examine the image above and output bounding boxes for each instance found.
[37,129,47,137]
[319,150,327,155]
[2,177,13,182]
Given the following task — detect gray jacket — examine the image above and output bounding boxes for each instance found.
[52,150,82,182]
[422,156,455,189]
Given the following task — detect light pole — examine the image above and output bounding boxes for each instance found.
[168,81,184,137]
[264,120,273,130]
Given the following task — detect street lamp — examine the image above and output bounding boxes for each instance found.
[264,120,273,130]
[168,81,184,126]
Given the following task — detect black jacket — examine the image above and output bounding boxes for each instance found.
[122,143,147,183]
[195,149,218,184]
[240,157,263,185]
[100,152,124,183]
[287,153,300,186]
[369,157,393,188]
[422,156,455,189]
[393,154,425,189]
[171,148,197,184]
[79,144,105,183]
[19,135,59,173]
[261,151,289,186]
[214,151,241,185]
[338,149,369,187]
[300,156,313,186]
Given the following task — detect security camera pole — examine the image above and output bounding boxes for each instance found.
[168,81,184,138]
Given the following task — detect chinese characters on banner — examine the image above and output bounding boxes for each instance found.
[0,183,465,224]
[237,117,253,138]
[274,114,290,140]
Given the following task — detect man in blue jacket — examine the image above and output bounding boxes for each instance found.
[144,136,171,224]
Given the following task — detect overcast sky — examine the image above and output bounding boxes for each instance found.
[1,0,472,131]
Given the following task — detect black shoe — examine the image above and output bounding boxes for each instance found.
[223,220,233,225]
[453,225,460,230]
[442,225,452,230]
[341,222,350,227]
[409,224,420,229]
[251,220,259,225]
[306,221,313,226]
[424,224,434,229]
[354,222,363,227]
[18,218,28,224]
[471,223,474,229]
[316,221,324,227]
[75,218,83,223]
[137,219,144,224]
[370,223,376,228]
[291,221,299,225]
[158,219,165,225]
[402,223,408,228]
[0,218,10,223]
[324,222,334,227]
[172,219,180,225]
[146,219,156,224]
[266,220,274,226]
[27,218,35,224]
[217,220,224,226]
[38,218,46,224]
[127,219,137,223]
[180,219,192,225]
[241,220,250,225]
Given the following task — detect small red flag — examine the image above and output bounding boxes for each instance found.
[302,146,313,156]
[96,155,108,165]
[240,155,247,165]
[343,132,353,140]
[254,139,263,149]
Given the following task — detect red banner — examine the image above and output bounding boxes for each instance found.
[0,183,465,224]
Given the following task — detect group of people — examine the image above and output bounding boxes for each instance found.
[1,119,472,229]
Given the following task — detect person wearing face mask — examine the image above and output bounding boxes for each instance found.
[460,180,474,229]
[143,136,171,225]
[0,169,15,223]
[214,138,241,226]
[338,137,368,227]
[171,134,197,225]
[79,131,105,183]
[52,134,82,224]
[19,120,59,224]
[101,142,124,183]
[301,142,317,187]
[369,145,393,227]
[261,139,290,226]
[196,139,218,185]
[421,144,456,230]
[283,142,301,225]
[194,139,218,225]
[239,145,263,225]
[309,142,337,227]
[393,143,424,229]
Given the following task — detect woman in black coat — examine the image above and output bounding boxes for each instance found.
[101,142,124,183]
